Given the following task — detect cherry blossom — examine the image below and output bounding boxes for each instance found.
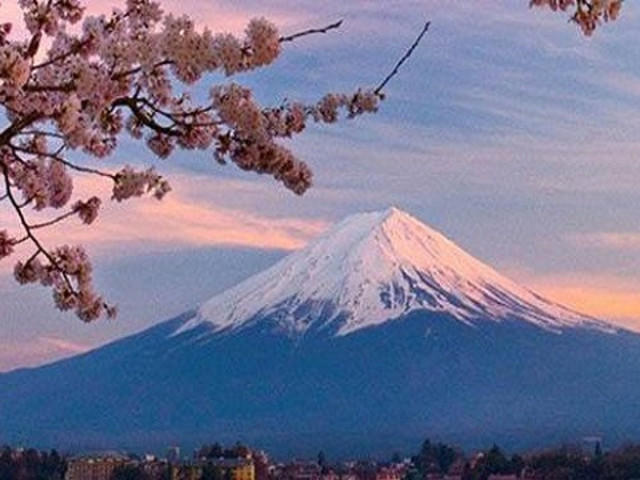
[0,0,428,321]
[530,0,623,35]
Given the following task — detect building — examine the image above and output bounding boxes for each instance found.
[65,454,130,480]
[170,463,203,480]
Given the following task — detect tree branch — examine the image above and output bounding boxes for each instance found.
[374,21,431,96]
[0,113,41,145]
[114,97,183,136]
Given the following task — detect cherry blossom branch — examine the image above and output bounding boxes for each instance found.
[2,163,68,278]
[115,97,184,136]
[17,130,66,139]
[1,163,114,321]
[0,0,431,322]
[31,40,86,70]
[12,144,116,180]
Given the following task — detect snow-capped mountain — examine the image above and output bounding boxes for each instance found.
[0,207,638,457]
[178,207,611,337]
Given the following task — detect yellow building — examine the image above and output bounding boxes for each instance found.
[212,458,255,480]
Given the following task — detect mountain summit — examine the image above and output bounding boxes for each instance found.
[179,207,611,337]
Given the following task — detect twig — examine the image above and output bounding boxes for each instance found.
[374,21,431,95]
[30,210,77,230]
[53,157,116,180]
[280,19,343,43]
[17,130,66,139]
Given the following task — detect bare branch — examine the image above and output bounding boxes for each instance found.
[279,19,343,43]
[374,21,431,96]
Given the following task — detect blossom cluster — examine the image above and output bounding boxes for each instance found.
[0,45,30,88]
[72,196,101,225]
[6,156,73,210]
[112,166,171,201]
[530,0,622,35]
[210,85,380,194]
[0,230,15,259]
[14,245,116,322]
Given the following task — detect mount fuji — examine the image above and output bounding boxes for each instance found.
[2,207,640,456]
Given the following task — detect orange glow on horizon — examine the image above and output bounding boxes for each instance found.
[531,281,640,332]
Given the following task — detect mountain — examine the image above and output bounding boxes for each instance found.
[1,207,640,457]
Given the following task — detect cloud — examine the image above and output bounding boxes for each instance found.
[570,232,640,251]
[2,0,319,43]
[0,173,329,270]
[509,269,640,332]
[126,191,328,251]
[83,173,329,252]
[0,336,91,373]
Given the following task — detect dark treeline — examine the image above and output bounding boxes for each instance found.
[4,440,640,480]
[0,446,66,480]
[195,442,252,460]
[407,439,640,479]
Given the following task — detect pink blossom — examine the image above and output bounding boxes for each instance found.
[14,258,44,284]
[245,18,280,68]
[58,95,82,136]
[530,0,623,35]
[147,133,174,158]
[47,161,73,208]
[73,197,101,225]
[0,230,14,258]
[0,46,30,87]
[112,166,170,201]
[212,33,244,76]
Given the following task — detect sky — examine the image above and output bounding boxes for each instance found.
[1,0,640,372]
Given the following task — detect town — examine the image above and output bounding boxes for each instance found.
[2,439,640,480]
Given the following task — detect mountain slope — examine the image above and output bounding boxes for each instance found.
[0,207,637,457]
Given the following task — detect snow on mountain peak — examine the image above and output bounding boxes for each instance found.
[175,208,614,338]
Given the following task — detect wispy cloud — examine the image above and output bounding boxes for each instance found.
[127,191,328,251]
[0,174,329,263]
[570,232,640,251]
